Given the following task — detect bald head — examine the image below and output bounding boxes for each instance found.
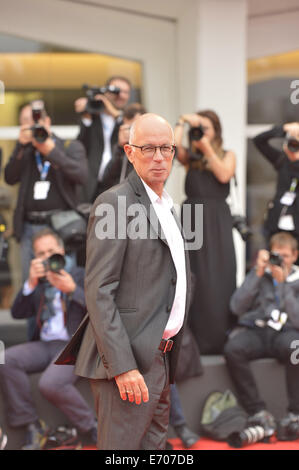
[124,113,175,197]
[129,113,174,145]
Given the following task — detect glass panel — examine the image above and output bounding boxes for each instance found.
[0,33,143,309]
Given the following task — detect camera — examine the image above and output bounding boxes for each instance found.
[286,134,299,153]
[42,253,65,273]
[188,125,205,162]
[227,425,270,448]
[277,414,299,441]
[232,215,252,242]
[31,100,49,143]
[82,83,121,114]
[269,251,283,267]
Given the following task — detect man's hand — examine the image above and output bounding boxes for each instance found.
[32,137,55,157]
[115,369,149,405]
[94,94,121,119]
[46,269,76,294]
[270,264,288,284]
[18,124,33,146]
[256,249,270,277]
[28,258,47,290]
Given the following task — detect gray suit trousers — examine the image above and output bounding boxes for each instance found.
[89,349,170,450]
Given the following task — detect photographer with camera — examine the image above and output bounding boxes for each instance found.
[224,231,299,436]
[103,102,146,188]
[74,76,131,203]
[253,122,299,244]
[4,101,88,283]
[0,228,97,450]
[174,110,237,354]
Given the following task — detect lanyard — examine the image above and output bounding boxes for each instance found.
[289,177,298,193]
[272,279,280,309]
[35,152,50,181]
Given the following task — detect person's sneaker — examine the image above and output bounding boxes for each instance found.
[78,424,98,446]
[0,427,7,450]
[22,420,49,450]
[247,410,276,436]
[174,424,200,448]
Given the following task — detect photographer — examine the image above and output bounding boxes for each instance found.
[0,228,96,450]
[224,232,299,432]
[75,76,131,203]
[4,101,88,282]
[253,122,299,244]
[174,110,237,354]
[103,102,146,188]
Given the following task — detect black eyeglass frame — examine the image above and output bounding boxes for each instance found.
[129,144,176,158]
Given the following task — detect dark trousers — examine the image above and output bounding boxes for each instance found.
[0,340,95,431]
[169,384,185,428]
[224,326,299,414]
[90,349,170,450]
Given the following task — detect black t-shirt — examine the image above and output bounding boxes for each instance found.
[24,155,69,213]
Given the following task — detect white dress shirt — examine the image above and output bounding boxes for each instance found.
[141,179,187,339]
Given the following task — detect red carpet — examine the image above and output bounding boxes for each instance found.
[168,436,299,450]
[78,436,299,450]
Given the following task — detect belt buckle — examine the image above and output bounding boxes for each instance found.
[163,339,173,353]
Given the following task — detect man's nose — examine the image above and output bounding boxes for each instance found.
[153,147,164,161]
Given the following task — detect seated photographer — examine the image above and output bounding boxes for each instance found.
[174,110,236,354]
[253,122,299,244]
[74,76,131,203]
[0,228,97,450]
[224,232,299,432]
[103,102,147,188]
[4,100,88,282]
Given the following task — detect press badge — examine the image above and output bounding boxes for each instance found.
[280,192,297,206]
[33,181,51,200]
[267,309,288,331]
[278,214,295,231]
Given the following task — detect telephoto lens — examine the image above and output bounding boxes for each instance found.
[227,425,266,448]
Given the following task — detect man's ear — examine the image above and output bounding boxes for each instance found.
[124,144,134,163]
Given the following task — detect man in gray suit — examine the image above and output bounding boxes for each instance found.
[57,113,192,450]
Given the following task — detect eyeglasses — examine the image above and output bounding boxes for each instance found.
[130,144,176,159]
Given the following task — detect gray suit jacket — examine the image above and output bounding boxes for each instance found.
[56,170,192,384]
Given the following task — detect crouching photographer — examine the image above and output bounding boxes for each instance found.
[4,100,88,282]
[0,228,96,450]
[224,231,299,437]
[253,122,299,245]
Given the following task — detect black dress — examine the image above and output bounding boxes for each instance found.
[182,162,236,354]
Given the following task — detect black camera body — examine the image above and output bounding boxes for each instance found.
[232,215,252,242]
[188,124,205,162]
[31,100,49,143]
[82,83,121,114]
[42,253,65,273]
[277,414,299,441]
[269,251,283,267]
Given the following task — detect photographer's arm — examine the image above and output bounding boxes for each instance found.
[37,139,88,185]
[174,119,189,165]
[230,268,263,316]
[253,126,285,169]
[204,146,236,183]
[4,125,33,184]
[282,282,299,330]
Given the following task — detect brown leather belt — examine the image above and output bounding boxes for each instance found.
[158,338,173,354]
